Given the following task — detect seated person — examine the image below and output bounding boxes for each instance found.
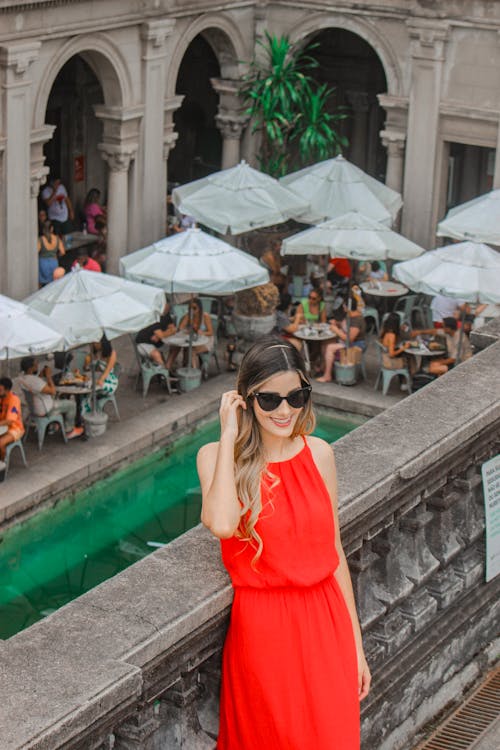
[379,313,412,391]
[166,297,214,371]
[273,292,302,351]
[411,316,472,377]
[368,260,388,282]
[0,377,25,461]
[296,290,327,325]
[71,249,101,272]
[82,336,118,413]
[317,296,366,383]
[430,294,468,328]
[18,357,82,439]
[135,303,177,367]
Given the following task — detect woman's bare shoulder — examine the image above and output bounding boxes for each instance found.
[197,441,219,463]
[305,435,335,463]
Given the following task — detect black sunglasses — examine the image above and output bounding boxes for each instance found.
[250,384,312,412]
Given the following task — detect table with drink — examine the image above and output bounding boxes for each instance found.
[294,323,338,372]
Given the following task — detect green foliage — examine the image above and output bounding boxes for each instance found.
[240,32,348,177]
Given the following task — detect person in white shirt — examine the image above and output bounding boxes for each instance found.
[18,357,83,439]
[430,294,468,327]
[41,177,74,235]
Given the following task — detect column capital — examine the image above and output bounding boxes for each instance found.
[30,166,49,199]
[0,41,41,80]
[406,19,450,61]
[141,18,176,48]
[215,111,249,141]
[98,143,137,172]
[380,129,406,154]
[163,95,184,161]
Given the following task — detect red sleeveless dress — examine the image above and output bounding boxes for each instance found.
[218,438,359,749]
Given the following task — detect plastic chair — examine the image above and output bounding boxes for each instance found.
[199,314,221,379]
[96,362,121,419]
[22,389,68,450]
[4,439,28,478]
[363,306,380,334]
[373,341,412,396]
[392,294,427,328]
[131,338,174,398]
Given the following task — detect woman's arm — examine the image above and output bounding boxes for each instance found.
[384,331,409,357]
[179,313,189,330]
[57,237,66,256]
[320,306,327,323]
[309,436,371,701]
[97,349,117,387]
[197,390,246,538]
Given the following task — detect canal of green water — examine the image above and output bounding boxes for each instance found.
[0,411,365,639]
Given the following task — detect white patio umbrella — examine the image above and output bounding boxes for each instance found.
[280,155,402,226]
[120,227,270,367]
[437,189,500,245]
[171,160,308,235]
[25,268,165,414]
[120,227,269,294]
[393,241,500,363]
[281,211,425,260]
[0,294,65,359]
[25,269,165,347]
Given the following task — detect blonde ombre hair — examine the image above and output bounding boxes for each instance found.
[234,338,316,564]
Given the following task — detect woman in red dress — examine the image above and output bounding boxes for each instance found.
[197,339,370,749]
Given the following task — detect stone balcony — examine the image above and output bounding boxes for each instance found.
[0,320,499,749]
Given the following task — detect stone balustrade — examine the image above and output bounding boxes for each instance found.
[1,323,499,749]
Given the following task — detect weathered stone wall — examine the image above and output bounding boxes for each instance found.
[0,328,498,749]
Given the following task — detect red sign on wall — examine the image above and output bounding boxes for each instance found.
[74,155,85,182]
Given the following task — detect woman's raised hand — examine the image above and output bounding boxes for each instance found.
[219,390,246,440]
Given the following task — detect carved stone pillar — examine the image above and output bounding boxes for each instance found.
[159,670,216,748]
[349,540,386,629]
[402,20,449,247]
[115,704,159,750]
[211,79,248,170]
[380,130,406,196]
[372,524,414,608]
[98,144,137,274]
[397,503,440,585]
[140,19,176,244]
[346,91,370,169]
[0,41,41,297]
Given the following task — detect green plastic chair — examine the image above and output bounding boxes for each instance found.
[4,439,28,478]
[22,389,68,450]
[373,341,412,396]
[132,338,173,398]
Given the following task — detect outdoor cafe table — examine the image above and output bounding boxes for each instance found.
[167,333,209,349]
[294,324,337,373]
[405,343,446,372]
[360,280,409,313]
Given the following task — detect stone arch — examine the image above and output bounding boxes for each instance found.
[166,13,249,98]
[287,12,403,97]
[33,33,133,129]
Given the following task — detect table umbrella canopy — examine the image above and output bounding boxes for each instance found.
[0,294,65,359]
[393,241,500,303]
[281,211,425,261]
[280,155,403,226]
[120,227,270,294]
[436,189,500,245]
[171,161,308,235]
[24,268,165,347]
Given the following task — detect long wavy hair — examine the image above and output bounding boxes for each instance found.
[234,337,316,564]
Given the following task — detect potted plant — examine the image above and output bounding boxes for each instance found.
[240,32,348,177]
[233,282,280,341]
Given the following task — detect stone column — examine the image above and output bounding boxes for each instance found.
[163,93,185,231]
[140,19,176,245]
[346,91,370,169]
[0,41,41,298]
[211,79,248,170]
[380,130,406,195]
[494,121,500,188]
[98,144,137,275]
[402,20,449,247]
[115,704,160,750]
[30,124,55,279]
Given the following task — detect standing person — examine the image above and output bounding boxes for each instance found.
[38,220,65,287]
[0,377,25,461]
[83,188,106,235]
[197,339,370,749]
[41,177,74,235]
[430,293,468,328]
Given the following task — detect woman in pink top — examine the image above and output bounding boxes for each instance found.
[84,188,106,235]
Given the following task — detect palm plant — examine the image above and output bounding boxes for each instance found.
[240,33,348,177]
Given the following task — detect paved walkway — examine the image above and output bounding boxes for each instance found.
[1,333,403,528]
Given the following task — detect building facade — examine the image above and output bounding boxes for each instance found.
[1,0,500,299]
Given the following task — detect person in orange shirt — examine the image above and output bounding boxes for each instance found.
[0,377,25,461]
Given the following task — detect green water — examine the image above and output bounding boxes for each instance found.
[0,411,364,639]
